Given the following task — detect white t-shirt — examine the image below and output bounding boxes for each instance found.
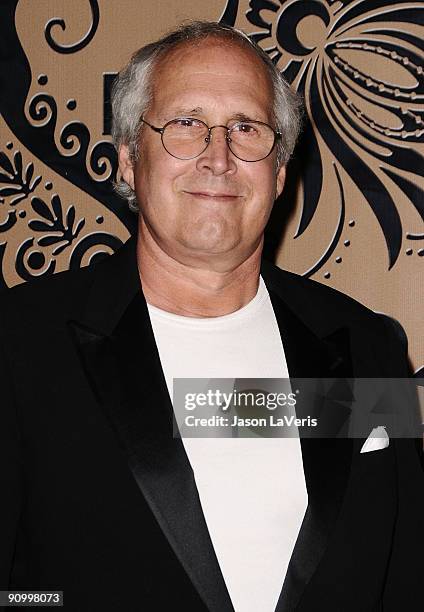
[147,276,308,612]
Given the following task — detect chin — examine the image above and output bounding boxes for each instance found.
[180,238,238,255]
[192,217,234,244]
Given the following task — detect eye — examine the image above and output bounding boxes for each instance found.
[232,122,259,135]
[173,118,204,128]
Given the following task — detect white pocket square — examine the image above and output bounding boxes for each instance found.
[360,426,389,453]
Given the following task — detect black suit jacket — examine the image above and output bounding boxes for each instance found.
[0,236,422,611]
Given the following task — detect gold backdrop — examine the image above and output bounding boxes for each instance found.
[0,0,423,374]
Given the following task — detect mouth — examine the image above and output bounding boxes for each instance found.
[184,191,241,201]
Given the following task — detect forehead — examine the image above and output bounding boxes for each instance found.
[149,40,274,121]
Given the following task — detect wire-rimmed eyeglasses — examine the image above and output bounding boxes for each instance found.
[139,117,282,162]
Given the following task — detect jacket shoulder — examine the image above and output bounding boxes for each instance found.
[261,260,410,375]
[0,253,110,325]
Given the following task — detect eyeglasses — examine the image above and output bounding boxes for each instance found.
[139,117,282,162]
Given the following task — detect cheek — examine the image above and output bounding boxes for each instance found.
[241,170,276,228]
[134,165,187,229]
[247,167,276,204]
[134,155,174,202]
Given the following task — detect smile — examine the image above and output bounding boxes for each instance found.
[184,191,241,200]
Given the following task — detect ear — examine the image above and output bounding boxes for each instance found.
[276,164,286,198]
[118,144,135,191]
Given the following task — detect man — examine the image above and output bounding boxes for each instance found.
[0,21,422,612]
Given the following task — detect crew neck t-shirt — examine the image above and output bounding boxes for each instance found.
[147,276,308,612]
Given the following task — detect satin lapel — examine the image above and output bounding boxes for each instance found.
[265,287,355,612]
[68,250,233,612]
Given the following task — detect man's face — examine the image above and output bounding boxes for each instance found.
[119,40,286,270]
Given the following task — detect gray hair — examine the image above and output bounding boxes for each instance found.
[111,21,302,212]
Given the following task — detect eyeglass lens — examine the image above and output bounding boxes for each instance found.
[162,119,275,161]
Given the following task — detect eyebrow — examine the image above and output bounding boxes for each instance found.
[163,107,203,118]
[163,108,264,123]
[231,112,262,123]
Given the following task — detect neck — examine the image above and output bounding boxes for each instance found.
[136,223,263,318]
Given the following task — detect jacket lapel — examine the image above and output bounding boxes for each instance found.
[262,273,355,612]
[68,237,234,612]
[67,238,359,612]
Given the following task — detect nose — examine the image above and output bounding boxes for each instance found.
[195,125,236,175]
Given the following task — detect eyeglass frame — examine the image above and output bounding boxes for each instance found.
[138,117,282,162]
